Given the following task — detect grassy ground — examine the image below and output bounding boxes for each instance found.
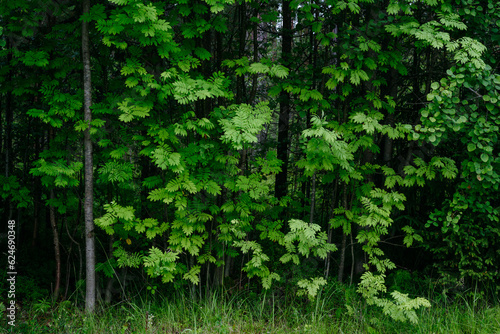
[1,283,499,333]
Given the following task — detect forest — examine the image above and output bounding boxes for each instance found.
[1,0,499,332]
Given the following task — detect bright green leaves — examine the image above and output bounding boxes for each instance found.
[403,157,458,186]
[139,218,168,240]
[233,174,269,200]
[95,1,173,49]
[438,12,467,31]
[95,202,168,240]
[95,201,136,235]
[296,277,328,301]
[330,206,355,235]
[219,102,272,150]
[161,71,230,104]
[329,176,427,319]
[121,58,146,76]
[323,63,370,90]
[21,50,50,67]
[358,272,431,324]
[114,246,143,269]
[233,239,277,288]
[28,85,84,129]
[248,62,289,79]
[166,173,197,194]
[281,219,337,261]
[357,272,431,324]
[356,188,406,266]
[152,145,183,172]
[334,0,361,14]
[223,58,289,79]
[118,98,153,122]
[98,161,134,184]
[401,226,423,247]
[31,159,83,188]
[467,143,476,152]
[385,12,485,69]
[350,111,384,135]
[143,247,180,283]
[298,115,353,175]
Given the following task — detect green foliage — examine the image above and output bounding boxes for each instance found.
[419,62,500,288]
[4,0,500,325]
[218,102,272,150]
[357,272,430,324]
[296,277,328,300]
[30,159,83,188]
[281,219,337,262]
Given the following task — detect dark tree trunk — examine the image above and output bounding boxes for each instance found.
[309,172,316,224]
[324,179,338,280]
[3,40,14,222]
[236,2,247,104]
[82,0,95,313]
[5,39,13,179]
[275,0,292,199]
[104,235,115,304]
[338,183,348,283]
[32,137,42,248]
[49,189,61,299]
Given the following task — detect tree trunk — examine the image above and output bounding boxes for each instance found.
[309,172,316,224]
[3,39,14,222]
[105,235,115,304]
[82,0,95,313]
[324,179,338,280]
[236,2,247,104]
[49,189,61,300]
[275,0,292,199]
[32,140,42,248]
[5,38,13,179]
[338,183,348,283]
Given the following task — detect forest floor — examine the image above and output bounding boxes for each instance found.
[1,282,500,334]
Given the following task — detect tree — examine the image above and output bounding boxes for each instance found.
[82,0,96,312]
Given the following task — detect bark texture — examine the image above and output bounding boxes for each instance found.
[82,0,96,313]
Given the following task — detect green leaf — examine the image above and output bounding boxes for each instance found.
[248,62,269,74]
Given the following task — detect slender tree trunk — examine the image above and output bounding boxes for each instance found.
[275,0,292,199]
[32,138,41,248]
[3,39,14,222]
[5,39,13,179]
[324,179,338,280]
[350,231,355,285]
[383,68,398,166]
[309,172,316,224]
[82,0,95,312]
[337,183,349,283]
[104,235,115,304]
[49,189,61,300]
[249,18,259,102]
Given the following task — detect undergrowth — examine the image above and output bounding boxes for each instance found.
[1,274,499,333]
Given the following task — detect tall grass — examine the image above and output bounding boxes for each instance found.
[1,281,499,333]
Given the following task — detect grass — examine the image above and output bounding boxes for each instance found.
[1,282,499,333]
